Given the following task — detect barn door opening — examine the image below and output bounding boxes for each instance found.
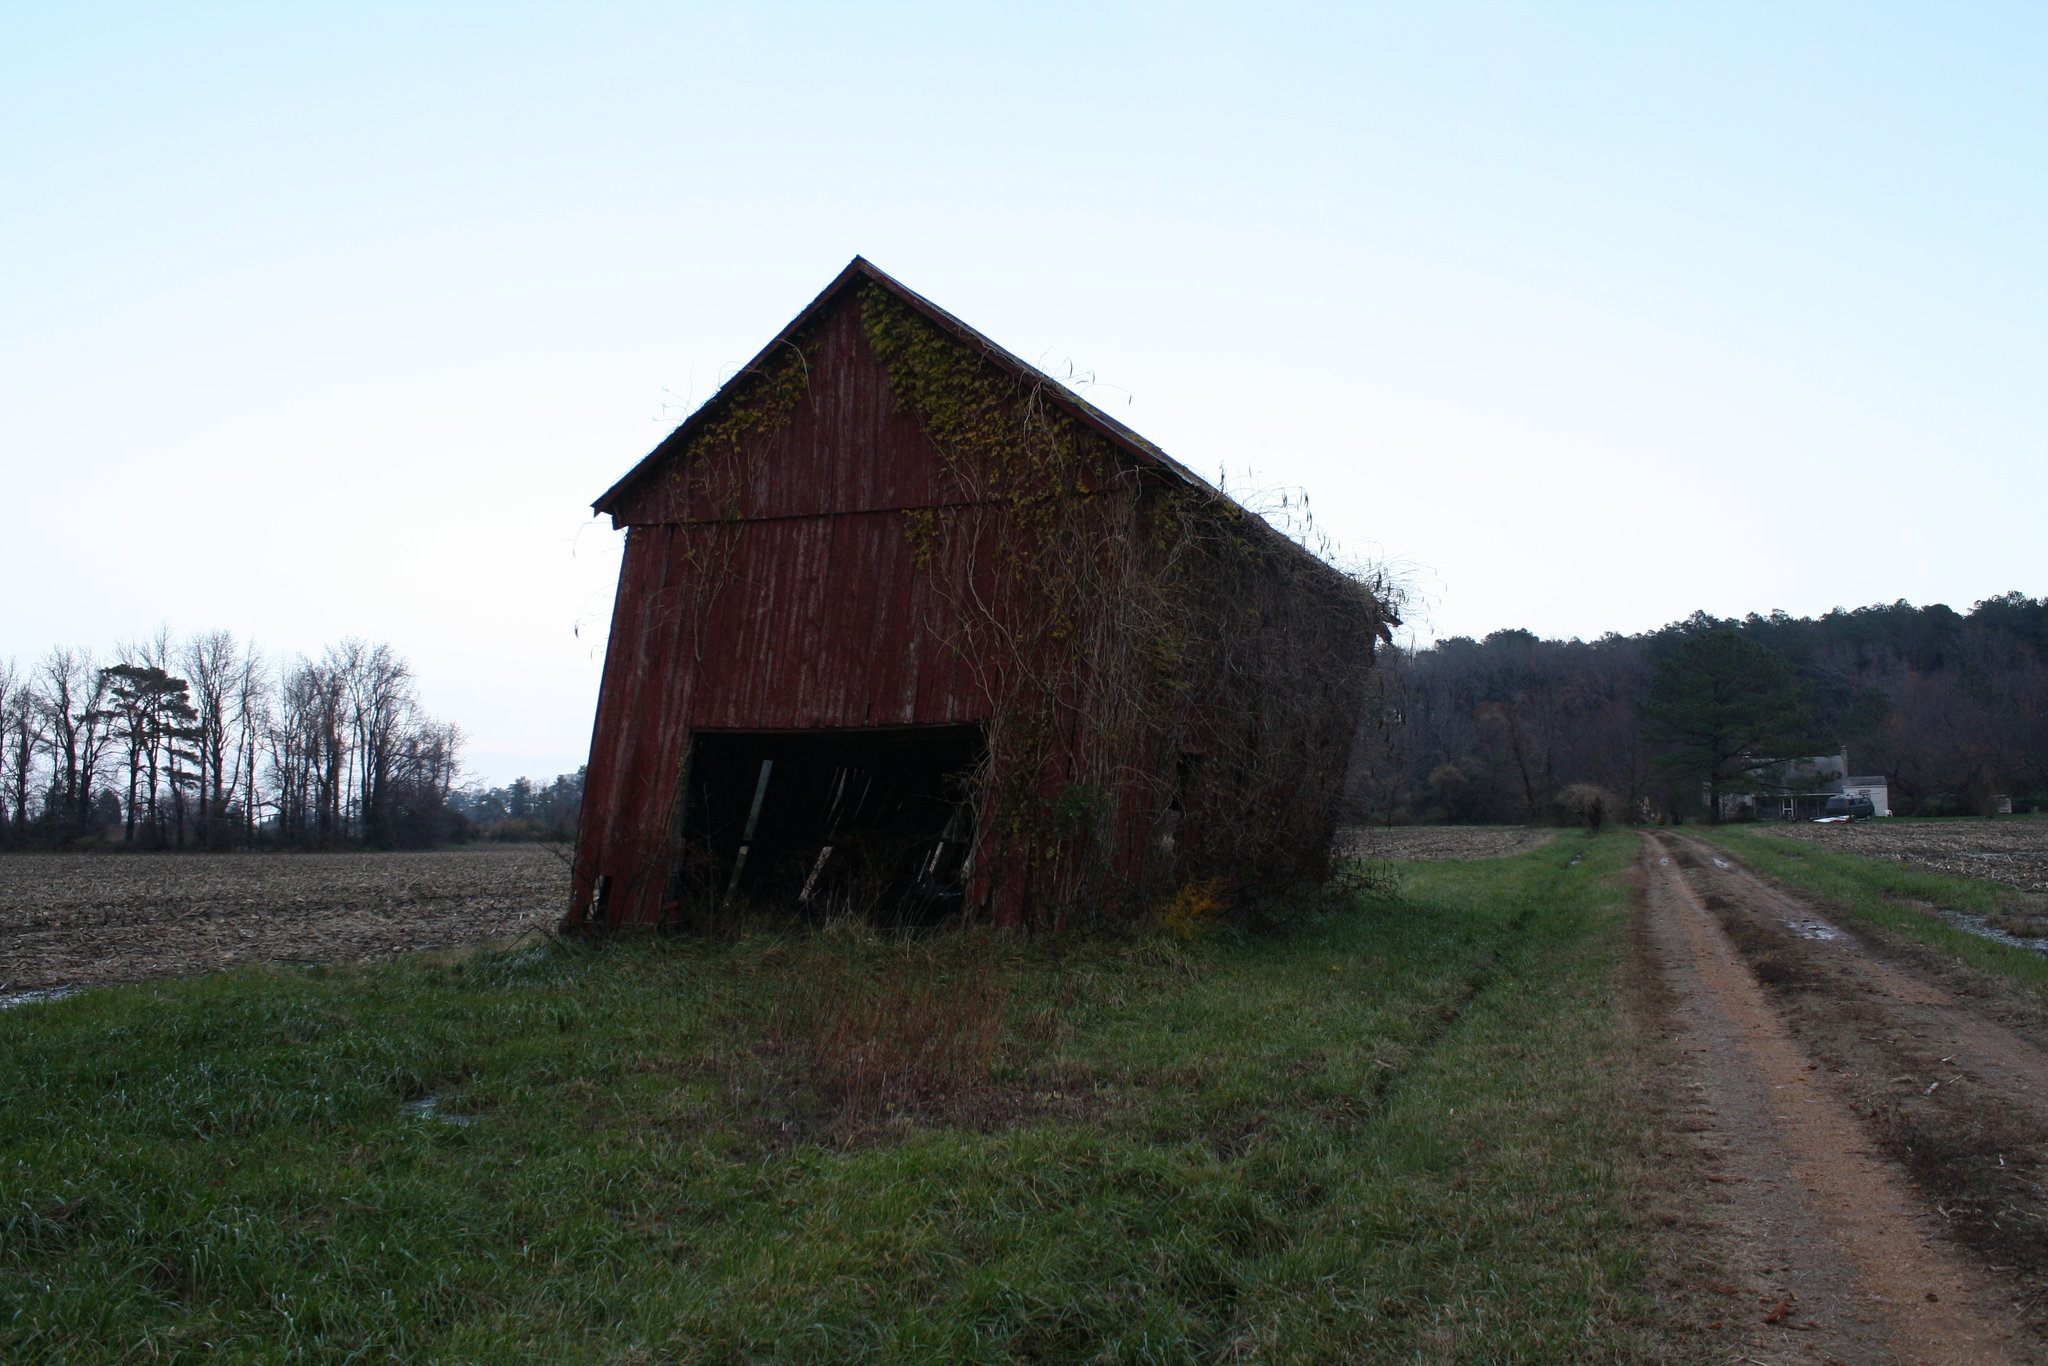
[664,724,984,930]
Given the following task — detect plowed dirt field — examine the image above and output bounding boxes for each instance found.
[1336,826,1556,861]
[0,846,570,993]
[1754,817,2048,893]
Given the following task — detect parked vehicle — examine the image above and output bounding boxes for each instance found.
[1816,793,1876,822]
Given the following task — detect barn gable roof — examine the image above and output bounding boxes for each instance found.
[592,256,1224,518]
[591,259,1384,621]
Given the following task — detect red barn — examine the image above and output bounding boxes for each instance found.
[569,259,1391,931]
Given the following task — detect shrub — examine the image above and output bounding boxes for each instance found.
[1557,783,1622,834]
[1156,877,1229,939]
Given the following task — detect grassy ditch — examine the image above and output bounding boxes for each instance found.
[1699,826,2048,997]
[2,834,1703,1364]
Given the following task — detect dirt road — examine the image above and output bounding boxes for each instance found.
[1642,832,2048,1362]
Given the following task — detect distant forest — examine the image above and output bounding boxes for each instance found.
[448,769,584,843]
[1347,592,2048,825]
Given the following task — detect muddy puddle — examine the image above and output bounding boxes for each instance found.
[0,988,76,1010]
[1911,900,2048,956]
[1785,918,1844,941]
[403,1095,479,1127]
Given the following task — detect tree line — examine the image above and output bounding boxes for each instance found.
[1347,591,2048,825]
[14,591,2037,848]
[449,769,584,842]
[0,630,463,849]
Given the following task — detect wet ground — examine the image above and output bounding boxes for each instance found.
[1642,832,2048,1362]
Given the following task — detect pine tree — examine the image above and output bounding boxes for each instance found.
[1642,630,1825,823]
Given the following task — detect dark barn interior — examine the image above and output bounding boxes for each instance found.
[667,725,984,928]
[567,257,1392,932]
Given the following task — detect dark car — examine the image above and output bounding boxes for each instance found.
[1819,793,1876,820]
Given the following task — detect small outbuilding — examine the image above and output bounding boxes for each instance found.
[568,259,1394,931]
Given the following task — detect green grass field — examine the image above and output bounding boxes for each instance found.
[1,834,1707,1364]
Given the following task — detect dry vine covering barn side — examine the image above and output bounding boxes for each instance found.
[567,257,1396,932]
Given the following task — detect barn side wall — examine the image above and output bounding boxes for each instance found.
[1168,534,1379,897]
[948,492,1379,926]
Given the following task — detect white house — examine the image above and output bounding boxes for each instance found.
[1727,749,1890,820]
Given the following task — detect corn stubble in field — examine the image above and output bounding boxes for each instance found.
[1335,825,1556,862]
[1754,816,2048,894]
[0,846,569,992]
[0,836,1735,1364]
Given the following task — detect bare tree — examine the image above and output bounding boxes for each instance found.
[0,659,23,839]
[269,655,351,845]
[5,670,45,834]
[338,639,414,843]
[386,718,463,843]
[39,648,85,826]
[234,645,270,843]
[269,661,319,844]
[313,658,347,842]
[1556,782,1620,834]
[38,647,115,835]
[181,630,241,847]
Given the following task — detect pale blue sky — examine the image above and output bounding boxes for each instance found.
[4,4,2042,785]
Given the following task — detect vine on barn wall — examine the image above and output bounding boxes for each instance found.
[859,282,1389,926]
[666,339,818,495]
